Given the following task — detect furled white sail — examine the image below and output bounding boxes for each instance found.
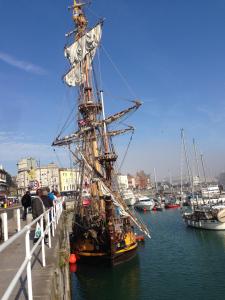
[65,23,102,66]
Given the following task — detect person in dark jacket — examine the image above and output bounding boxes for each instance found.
[21,191,31,221]
[31,189,45,220]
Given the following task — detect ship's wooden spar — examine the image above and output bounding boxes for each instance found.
[52,108,136,146]
[52,126,134,146]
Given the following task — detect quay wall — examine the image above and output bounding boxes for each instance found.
[48,211,72,300]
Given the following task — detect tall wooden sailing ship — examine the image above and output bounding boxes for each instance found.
[52,0,150,265]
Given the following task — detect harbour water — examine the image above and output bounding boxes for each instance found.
[71,209,225,300]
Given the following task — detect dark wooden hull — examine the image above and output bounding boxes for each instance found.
[77,243,138,267]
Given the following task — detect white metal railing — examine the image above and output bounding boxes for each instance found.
[0,200,63,300]
[0,208,22,242]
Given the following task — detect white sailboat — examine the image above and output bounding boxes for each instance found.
[183,204,225,230]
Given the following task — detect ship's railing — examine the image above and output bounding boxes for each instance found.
[0,200,64,300]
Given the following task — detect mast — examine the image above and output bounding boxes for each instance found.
[180,133,183,199]
[181,129,194,196]
[193,139,201,186]
[52,0,150,247]
[153,167,158,193]
[169,170,173,194]
[200,154,207,185]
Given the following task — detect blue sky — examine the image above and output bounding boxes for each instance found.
[1,0,225,180]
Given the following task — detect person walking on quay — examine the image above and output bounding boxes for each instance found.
[31,189,45,220]
[21,191,31,221]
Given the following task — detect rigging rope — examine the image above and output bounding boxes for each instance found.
[118,131,134,172]
[53,148,63,168]
[56,105,76,138]
[104,89,135,103]
[101,44,137,98]
[86,4,101,21]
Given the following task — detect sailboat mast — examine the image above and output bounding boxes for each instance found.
[181,129,194,195]
[200,154,207,185]
[153,167,158,193]
[193,138,202,188]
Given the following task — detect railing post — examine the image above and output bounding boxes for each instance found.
[40,216,46,267]
[47,211,51,248]
[16,209,21,232]
[56,204,59,224]
[1,212,8,241]
[51,208,55,237]
[54,205,57,226]
[25,229,33,300]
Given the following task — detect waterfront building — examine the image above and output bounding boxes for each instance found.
[16,157,37,195]
[117,174,129,189]
[135,170,151,190]
[0,165,7,196]
[59,168,80,195]
[127,174,136,189]
[17,158,80,194]
[35,163,60,192]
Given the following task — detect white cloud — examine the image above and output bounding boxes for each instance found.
[0,51,47,75]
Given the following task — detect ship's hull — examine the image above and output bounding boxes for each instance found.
[184,218,225,230]
[165,204,180,209]
[135,201,155,211]
[76,242,138,266]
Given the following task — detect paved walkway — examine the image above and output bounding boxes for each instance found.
[0,208,62,300]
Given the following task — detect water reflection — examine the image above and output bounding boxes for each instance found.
[189,226,225,250]
[71,256,140,300]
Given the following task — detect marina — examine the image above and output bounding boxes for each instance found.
[1,0,225,299]
[71,208,225,300]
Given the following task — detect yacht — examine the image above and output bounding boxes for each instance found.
[183,204,225,230]
[135,196,155,211]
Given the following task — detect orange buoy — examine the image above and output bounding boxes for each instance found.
[143,207,147,212]
[70,263,77,273]
[69,253,77,264]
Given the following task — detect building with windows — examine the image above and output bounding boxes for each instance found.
[16,158,37,195]
[135,171,151,190]
[16,158,80,195]
[35,163,60,192]
[59,168,80,195]
[117,174,129,190]
[127,174,136,189]
[0,165,7,196]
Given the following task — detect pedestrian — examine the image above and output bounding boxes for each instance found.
[31,189,45,220]
[48,189,56,202]
[42,188,54,209]
[21,191,31,221]
[31,189,46,243]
